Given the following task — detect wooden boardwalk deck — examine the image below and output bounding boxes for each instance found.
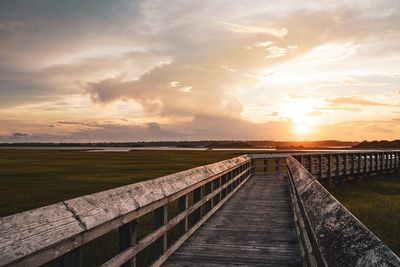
[163,174,302,267]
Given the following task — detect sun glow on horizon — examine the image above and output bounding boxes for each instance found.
[280,98,322,136]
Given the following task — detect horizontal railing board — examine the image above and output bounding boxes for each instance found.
[0,155,250,266]
[287,156,400,266]
[249,150,400,160]
[64,155,250,230]
[0,203,84,266]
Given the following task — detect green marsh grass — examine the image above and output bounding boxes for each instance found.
[329,175,400,255]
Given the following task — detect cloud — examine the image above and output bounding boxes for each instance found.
[12,132,29,137]
[1,1,400,141]
[255,41,275,47]
[265,46,288,59]
[326,96,391,106]
[307,111,322,116]
[57,121,102,128]
[216,21,288,37]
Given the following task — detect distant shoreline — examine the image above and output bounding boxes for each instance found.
[2,140,399,150]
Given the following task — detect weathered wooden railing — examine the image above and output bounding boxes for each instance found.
[293,151,400,182]
[1,150,399,267]
[252,151,400,185]
[0,156,253,267]
[286,156,400,266]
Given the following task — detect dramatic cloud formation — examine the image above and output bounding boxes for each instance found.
[1,0,400,141]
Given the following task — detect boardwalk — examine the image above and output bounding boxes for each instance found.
[164,174,302,267]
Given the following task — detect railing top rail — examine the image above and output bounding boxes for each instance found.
[0,155,251,266]
[286,156,400,266]
[249,150,400,159]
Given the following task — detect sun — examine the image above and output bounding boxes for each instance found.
[280,98,321,136]
[295,124,311,134]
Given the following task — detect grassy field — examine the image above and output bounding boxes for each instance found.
[1,149,399,264]
[329,175,400,255]
[0,149,253,217]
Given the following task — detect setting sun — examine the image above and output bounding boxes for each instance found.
[279,98,321,136]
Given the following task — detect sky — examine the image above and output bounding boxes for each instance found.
[0,0,400,142]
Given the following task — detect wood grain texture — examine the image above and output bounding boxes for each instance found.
[287,156,400,267]
[163,174,302,267]
[0,202,84,266]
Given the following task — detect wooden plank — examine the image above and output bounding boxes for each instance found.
[151,174,252,267]
[0,203,84,267]
[101,170,250,267]
[164,174,302,267]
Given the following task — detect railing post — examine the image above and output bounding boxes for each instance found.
[385,152,388,170]
[364,153,367,173]
[351,153,355,175]
[56,248,82,267]
[336,154,340,177]
[118,220,138,267]
[328,154,332,178]
[391,153,394,169]
[177,194,188,237]
[344,154,348,176]
[319,155,323,179]
[216,176,222,204]
[153,205,167,258]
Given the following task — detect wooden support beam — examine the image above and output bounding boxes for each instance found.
[391,153,394,169]
[364,153,367,173]
[328,154,332,178]
[385,152,389,170]
[336,154,340,177]
[319,154,323,179]
[309,155,313,174]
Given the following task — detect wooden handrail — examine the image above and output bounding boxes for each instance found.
[0,155,252,267]
[286,156,400,266]
[1,151,399,266]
